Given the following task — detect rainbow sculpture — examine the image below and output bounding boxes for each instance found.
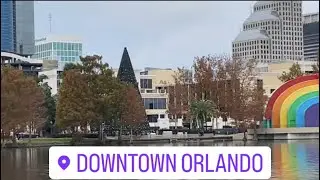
[265,74,319,128]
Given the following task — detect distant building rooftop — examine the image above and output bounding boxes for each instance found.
[254,1,271,7]
[35,34,82,45]
[233,29,270,42]
[244,10,280,24]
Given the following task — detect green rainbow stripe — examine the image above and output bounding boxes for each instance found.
[288,143,298,177]
[287,91,319,127]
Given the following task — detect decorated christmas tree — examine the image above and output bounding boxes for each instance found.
[117,47,149,132]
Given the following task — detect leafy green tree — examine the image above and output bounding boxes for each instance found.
[278,63,304,82]
[64,63,80,72]
[34,74,57,136]
[190,100,218,131]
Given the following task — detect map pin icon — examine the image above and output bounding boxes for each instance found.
[58,155,70,170]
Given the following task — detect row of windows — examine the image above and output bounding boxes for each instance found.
[234,43,303,50]
[234,46,269,52]
[33,50,82,58]
[35,42,82,52]
[147,114,166,123]
[59,56,79,62]
[254,2,301,12]
[233,40,269,47]
[143,98,167,109]
[234,48,303,56]
[53,42,82,51]
[282,21,302,27]
[304,49,320,53]
[283,26,303,32]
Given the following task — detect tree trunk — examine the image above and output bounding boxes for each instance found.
[175,114,177,129]
[202,114,206,131]
[118,123,122,142]
[196,116,199,129]
[99,123,103,141]
[130,128,133,144]
[28,121,32,143]
[11,129,17,145]
[253,120,258,141]
[212,117,215,129]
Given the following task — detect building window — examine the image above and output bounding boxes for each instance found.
[143,98,167,109]
[160,114,165,119]
[140,79,152,89]
[147,115,158,123]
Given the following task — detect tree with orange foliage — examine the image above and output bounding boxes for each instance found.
[170,55,266,132]
[169,67,192,128]
[1,66,46,144]
[119,85,147,134]
[56,69,96,132]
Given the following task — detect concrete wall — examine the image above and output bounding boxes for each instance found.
[247,127,319,140]
[39,69,58,95]
[258,61,317,97]
[147,69,176,86]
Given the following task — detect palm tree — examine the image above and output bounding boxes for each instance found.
[190,100,218,132]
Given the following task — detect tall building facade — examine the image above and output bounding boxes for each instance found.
[232,1,304,63]
[15,1,35,56]
[1,1,15,52]
[0,1,35,55]
[303,13,319,61]
[32,35,83,70]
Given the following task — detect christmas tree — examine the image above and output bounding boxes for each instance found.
[117,47,149,131]
[117,47,139,90]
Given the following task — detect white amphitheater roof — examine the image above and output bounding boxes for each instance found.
[233,29,270,42]
[244,10,280,24]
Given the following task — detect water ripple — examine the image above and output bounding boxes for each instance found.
[1,140,319,180]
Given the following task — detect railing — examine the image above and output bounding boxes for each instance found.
[140,89,167,94]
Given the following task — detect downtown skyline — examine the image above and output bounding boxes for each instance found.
[34,1,319,69]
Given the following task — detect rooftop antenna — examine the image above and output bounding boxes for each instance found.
[49,13,52,33]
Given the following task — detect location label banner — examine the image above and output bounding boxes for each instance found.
[49,146,271,179]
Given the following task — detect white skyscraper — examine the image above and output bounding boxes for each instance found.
[232,1,304,63]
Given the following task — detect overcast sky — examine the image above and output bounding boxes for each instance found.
[35,1,319,69]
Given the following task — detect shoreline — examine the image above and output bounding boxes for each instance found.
[1,134,319,148]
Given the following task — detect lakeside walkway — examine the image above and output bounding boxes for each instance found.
[105,133,245,143]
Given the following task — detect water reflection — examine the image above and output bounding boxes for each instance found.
[1,140,319,180]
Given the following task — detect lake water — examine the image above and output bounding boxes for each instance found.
[1,140,319,180]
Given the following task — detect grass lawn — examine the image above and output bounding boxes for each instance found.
[18,138,72,144]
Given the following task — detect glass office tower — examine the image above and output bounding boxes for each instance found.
[15,1,35,55]
[1,1,15,52]
[1,1,35,55]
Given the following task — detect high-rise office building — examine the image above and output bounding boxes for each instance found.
[33,35,83,70]
[1,1,15,52]
[232,1,304,63]
[303,13,319,61]
[15,1,35,56]
[0,1,35,56]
